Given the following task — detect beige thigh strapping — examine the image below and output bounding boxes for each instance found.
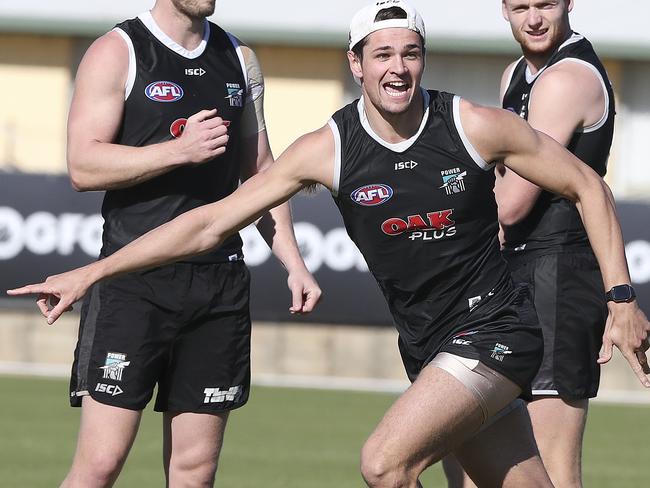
[429,352,523,425]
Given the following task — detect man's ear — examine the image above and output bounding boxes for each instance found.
[501,0,510,22]
[347,50,363,81]
[566,0,574,14]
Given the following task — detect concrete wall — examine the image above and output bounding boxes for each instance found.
[2,310,649,404]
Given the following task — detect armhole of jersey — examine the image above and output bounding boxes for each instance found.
[502,56,523,103]
[452,96,494,171]
[553,57,610,133]
[327,119,342,197]
[112,28,136,101]
[226,32,249,97]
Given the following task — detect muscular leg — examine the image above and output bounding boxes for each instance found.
[163,411,230,488]
[527,397,588,488]
[61,396,142,488]
[443,397,587,488]
[359,363,552,488]
[453,402,552,487]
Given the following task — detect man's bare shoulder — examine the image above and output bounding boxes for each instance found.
[290,124,336,161]
[72,30,130,97]
[534,60,603,104]
[278,124,336,189]
[85,30,130,62]
[458,97,532,163]
[459,98,506,128]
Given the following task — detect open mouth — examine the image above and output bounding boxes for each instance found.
[526,28,548,38]
[383,81,410,98]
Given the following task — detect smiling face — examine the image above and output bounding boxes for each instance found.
[502,0,573,62]
[348,28,425,117]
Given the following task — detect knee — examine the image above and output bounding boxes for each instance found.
[68,450,128,487]
[546,465,582,488]
[168,451,219,487]
[360,440,415,488]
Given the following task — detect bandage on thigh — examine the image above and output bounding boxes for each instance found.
[429,352,522,424]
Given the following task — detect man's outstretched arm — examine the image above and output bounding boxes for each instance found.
[8,126,336,323]
[460,99,650,388]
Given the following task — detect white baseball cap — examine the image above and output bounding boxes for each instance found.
[348,0,426,51]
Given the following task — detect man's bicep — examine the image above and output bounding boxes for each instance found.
[67,33,128,155]
[527,66,603,147]
[282,126,336,189]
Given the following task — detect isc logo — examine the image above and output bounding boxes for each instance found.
[95,383,124,396]
[394,160,418,171]
[145,81,184,102]
[351,184,394,206]
[185,68,206,76]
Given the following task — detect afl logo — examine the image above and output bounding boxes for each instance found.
[170,118,188,138]
[351,184,394,206]
[145,81,184,102]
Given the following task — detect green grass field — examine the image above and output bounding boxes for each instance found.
[0,375,647,487]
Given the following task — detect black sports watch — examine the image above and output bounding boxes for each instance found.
[605,284,636,303]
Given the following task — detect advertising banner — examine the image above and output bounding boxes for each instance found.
[1,172,649,325]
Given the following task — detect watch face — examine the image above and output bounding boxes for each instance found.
[611,285,634,302]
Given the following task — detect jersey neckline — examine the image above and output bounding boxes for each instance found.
[357,88,431,153]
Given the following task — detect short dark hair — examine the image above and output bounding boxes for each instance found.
[351,7,423,59]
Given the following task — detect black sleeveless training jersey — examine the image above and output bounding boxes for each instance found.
[501,33,615,257]
[330,90,512,360]
[101,13,247,263]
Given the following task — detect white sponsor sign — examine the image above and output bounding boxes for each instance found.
[0,207,103,260]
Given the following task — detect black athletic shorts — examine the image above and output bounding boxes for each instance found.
[399,280,544,399]
[70,260,251,412]
[506,252,607,399]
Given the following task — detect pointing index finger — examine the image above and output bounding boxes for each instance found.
[6,283,48,296]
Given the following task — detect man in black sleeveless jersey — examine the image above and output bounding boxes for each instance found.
[13,1,320,487]
[10,1,649,487]
[452,2,617,487]
[445,2,620,487]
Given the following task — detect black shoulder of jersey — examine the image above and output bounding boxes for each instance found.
[427,89,453,113]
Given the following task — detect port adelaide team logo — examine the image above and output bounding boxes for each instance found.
[145,81,184,102]
[226,82,244,107]
[351,184,394,206]
[100,352,131,382]
[439,167,467,195]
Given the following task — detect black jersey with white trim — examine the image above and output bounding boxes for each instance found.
[101,14,247,263]
[330,90,511,359]
[501,33,615,256]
